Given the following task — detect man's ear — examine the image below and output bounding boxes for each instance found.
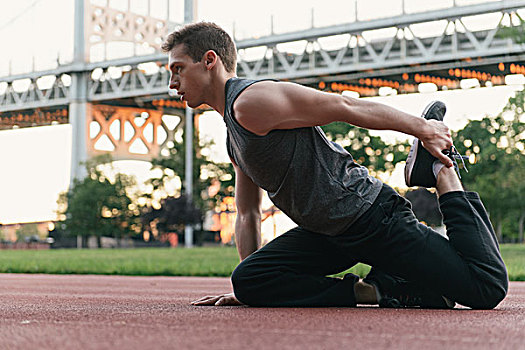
[203,50,218,70]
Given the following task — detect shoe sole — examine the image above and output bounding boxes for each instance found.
[404,101,438,187]
[404,139,419,187]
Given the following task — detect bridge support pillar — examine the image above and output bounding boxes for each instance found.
[184,0,195,248]
[70,0,88,184]
[69,84,89,183]
[184,106,194,248]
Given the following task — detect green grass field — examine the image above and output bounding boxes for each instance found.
[0,244,523,280]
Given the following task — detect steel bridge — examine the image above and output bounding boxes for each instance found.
[1,0,524,162]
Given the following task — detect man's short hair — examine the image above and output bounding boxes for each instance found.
[162,22,237,73]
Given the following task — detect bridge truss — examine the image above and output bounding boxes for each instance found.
[0,1,524,158]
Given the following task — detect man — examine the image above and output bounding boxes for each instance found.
[162,22,508,309]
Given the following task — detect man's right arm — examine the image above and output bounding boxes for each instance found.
[234,81,454,168]
[191,161,262,306]
[232,161,263,260]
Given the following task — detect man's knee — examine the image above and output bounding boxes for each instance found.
[469,272,508,310]
[230,260,255,305]
[471,287,507,309]
[231,256,281,306]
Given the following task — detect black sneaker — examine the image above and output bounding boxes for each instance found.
[363,268,455,309]
[404,101,468,187]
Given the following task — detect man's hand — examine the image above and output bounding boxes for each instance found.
[419,119,454,168]
[191,293,243,306]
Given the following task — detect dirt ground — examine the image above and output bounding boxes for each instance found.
[0,274,523,350]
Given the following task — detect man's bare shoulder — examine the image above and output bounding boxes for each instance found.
[234,80,283,110]
[237,80,315,101]
[232,81,281,135]
[233,81,326,135]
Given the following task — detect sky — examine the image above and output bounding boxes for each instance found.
[0,0,523,225]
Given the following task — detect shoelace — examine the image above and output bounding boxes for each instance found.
[443,145,469,179]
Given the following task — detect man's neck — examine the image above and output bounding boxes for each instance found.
[207,74,236,116]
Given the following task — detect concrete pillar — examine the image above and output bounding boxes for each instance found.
[69,74,88,182]
[184,106,194,248]
[70,0,88,183]
[184,0,195,248]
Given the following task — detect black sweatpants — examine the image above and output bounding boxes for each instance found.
[231,184,508,309]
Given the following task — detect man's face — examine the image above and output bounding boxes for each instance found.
[168,44,208,108]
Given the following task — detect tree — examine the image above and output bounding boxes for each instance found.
[452,90,525,242]
[145,120,235,225]
[57,155,140,247]
[321,122,410,174]
[498,14,525,44]
[15,223,40,243]
[141,195,202,239]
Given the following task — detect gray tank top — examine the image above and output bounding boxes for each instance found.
[224,78,382,236]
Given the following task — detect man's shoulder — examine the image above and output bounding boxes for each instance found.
[232,81,283,136]
[226,78,261,116]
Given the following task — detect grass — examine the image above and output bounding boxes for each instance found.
[0,244,523,281]
[500,244,525,281]
[0,247,239,277]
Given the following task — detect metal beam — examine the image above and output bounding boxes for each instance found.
[3,0,524,83]
[236,0,525,49]
[184,0,194,248]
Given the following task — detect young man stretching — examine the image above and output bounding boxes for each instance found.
[162,22,508,309]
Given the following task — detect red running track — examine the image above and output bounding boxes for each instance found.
[0,274,524,350]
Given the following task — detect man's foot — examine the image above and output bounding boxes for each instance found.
[404,101,468,188]
[363,268,455,309]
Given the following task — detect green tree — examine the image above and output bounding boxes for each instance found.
[57,155,140,247]
[321,122,410,174]
[142,119,235,245]
[141,195,202,238]
[146,122,235,213]
[498,14,525,44]
[15,223,40,242]
[453,90,525,242]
